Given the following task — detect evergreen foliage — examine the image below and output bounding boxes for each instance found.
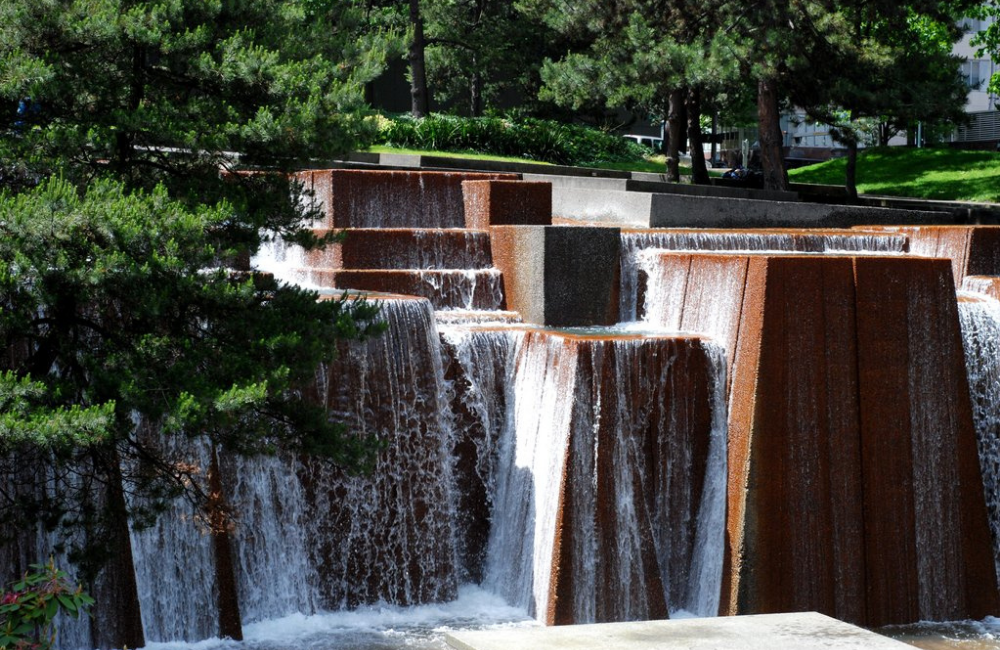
[375,113,645,164]
[0,0,391,574]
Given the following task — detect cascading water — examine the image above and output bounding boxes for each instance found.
[122,297,469,645]
[481,329,576,619]
[222,452,320,624]
[412,230,494,270]
[129,438,220,642]
[956,292,1000,581]
[618,230,908,321]
[415,269,504,311]
[0,454,96,650]
[679,346,727,618]
[480,329,727,624]
[438,325,521,583]
[297,297,462,610]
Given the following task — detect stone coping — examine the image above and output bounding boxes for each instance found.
[445,612,913,650]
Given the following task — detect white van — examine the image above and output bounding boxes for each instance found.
[622,134,663,153]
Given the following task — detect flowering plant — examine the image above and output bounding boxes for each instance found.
[0,560,94,650]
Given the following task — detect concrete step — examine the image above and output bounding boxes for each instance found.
[445,612,913,650]
[293,268,505,311]
[296,169,516,229]
[289,228,495,271]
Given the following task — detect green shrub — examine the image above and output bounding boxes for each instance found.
[0,560,94,650]
[373,114,647,166]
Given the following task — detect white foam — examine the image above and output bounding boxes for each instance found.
[142,585,533,650]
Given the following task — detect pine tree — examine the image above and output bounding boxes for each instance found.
[0,1,391,628]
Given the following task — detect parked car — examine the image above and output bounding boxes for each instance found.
[622,134,664,153]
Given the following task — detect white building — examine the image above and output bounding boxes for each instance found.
[952,14,1000,146]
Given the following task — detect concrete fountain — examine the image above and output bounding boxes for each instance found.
[3,168,1000,649]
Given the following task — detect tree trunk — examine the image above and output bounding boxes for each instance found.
[878,123,891,147]
[470,55,483,117]
[666,88,685,182]
[710,111,718,165]
[757,78,788,191]
[845,138,859,201]
[687,88,710,185]
[408,0,431,118]
[209,447,244,641]
[90,450,146,650]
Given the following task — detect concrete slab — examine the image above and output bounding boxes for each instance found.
[444,612,913,650]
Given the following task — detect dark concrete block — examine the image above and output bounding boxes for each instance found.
[490,226,621,327]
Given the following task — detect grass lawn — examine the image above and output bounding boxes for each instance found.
[365,145,681,174]
[789,147,1000,204]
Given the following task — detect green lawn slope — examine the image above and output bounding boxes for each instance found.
[789,147,1000,204]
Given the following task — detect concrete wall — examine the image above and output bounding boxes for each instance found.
[640,252,1000,627]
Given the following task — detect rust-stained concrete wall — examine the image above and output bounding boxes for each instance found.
[854,225,1000,287]
[724,256,867,623]
[462,180,552,229]
[294,228,494,271]
[640,252,1000,627]
[853,257,997,626]
[296,169,515,229]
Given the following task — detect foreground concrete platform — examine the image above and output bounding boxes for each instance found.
[445,612,913,650]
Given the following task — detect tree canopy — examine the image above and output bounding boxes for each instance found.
[0,0,388,602]
[517,0,982,190]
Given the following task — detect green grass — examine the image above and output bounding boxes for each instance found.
[366,144,675,173]
[580,155,671,173]
[789,147,1000,203]
[364,146,726,177]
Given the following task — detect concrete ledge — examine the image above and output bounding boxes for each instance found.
[648,193,951,228]
[445,612,913,650]
[365,153,633,179]
[629,178,801,203]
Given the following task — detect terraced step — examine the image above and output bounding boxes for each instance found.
[286,228,495,271]
[296,169,517,229]
[293,268,505,311]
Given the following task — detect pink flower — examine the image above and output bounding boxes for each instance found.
[1,592,18,605]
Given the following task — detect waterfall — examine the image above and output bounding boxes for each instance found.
[130,439,220,642]
[0,454,95,650]
[223,453,319,624]
[303,297,461,609]
[438,325,522,583]
[128,297,466,641]
[482,329,577,619]
[415,269,505,311]
[481,329,728,623]
[681,344,727,618]
[957,293,1000,581]
[618,230,907,321]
